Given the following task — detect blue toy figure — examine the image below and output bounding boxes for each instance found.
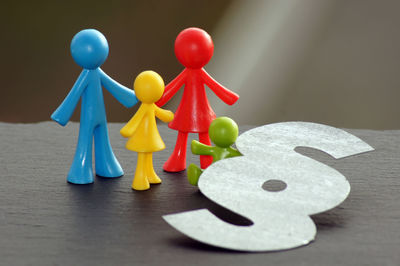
[51,29,138,184]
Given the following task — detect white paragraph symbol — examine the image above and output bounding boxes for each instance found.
[163,122,374,252]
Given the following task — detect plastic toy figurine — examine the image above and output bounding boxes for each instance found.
[121,71,174,190]
[156,27,239,172]
[51,29,138,184]
[187,117,241,186]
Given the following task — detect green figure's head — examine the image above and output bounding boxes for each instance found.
[209,117,239,148]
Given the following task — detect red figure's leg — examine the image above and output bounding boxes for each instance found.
[199,132,213,169]
[163,131,188,172]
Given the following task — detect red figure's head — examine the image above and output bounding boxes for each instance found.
[174,27,214,69]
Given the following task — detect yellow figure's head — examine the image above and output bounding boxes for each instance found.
[134,71,165,104]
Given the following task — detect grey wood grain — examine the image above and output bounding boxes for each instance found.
[0,122,399,265]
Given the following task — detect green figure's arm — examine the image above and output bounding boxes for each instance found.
[228,147,242,157]
[191,140,214,156]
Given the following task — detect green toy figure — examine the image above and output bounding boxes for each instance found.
[187,117,242,186]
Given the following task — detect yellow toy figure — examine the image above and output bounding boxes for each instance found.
[120,71,174,190]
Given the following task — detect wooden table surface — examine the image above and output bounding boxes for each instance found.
[1,122,399,265]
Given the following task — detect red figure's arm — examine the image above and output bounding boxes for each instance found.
[156,69,187,107]
[201,69,239,105]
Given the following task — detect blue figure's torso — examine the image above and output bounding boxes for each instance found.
[81,69,107,127]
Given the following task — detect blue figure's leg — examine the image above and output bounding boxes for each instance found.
[67,123,95,184]
[94,123,123,178]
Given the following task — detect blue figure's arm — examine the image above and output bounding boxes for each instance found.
[51,70,89,126]
[99,69,138,108]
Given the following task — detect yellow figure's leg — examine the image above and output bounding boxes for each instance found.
[145,152,162,184]
[132,153,150,190]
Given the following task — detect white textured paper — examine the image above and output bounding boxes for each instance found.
[163,122,374,252]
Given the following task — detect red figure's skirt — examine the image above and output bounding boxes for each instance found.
[168,85,216,133]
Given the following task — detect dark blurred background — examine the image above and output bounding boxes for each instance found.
[0,0,232,123]
[2,0,400,129]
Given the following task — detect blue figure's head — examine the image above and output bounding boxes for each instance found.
[70,29,109,69]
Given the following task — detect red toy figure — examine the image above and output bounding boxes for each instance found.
[156,27,239,172]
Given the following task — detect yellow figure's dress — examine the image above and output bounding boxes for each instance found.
[125,103,165,152]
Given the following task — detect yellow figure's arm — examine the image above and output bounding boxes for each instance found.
[120,105,147,138]
[154,105,174,123]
